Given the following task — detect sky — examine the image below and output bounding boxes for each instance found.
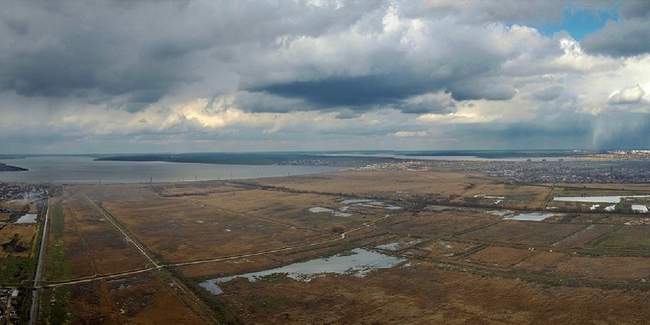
[1,0,650,154]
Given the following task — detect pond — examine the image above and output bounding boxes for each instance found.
[199,248,406,295]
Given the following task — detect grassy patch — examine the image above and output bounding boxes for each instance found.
[258,273,290,282]
[45,205,70,281]
[596,235,650,250]
[595,227,650,250]
[0,255,34,285]
[48,287,71,324]
[42,204,71,324]
[246,293,290,311]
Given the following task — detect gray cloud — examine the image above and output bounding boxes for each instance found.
[396,92,456,114]
[0,0,379,107]
[400,0,566,24]
[583,19,650,57]
[0,0,649,153]
[530,86,564,101]
[581,0,650,57]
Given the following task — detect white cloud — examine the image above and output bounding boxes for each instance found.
[608,84,646,104]
[393,130,428,137]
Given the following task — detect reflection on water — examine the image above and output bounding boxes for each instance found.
[200,248,405,295]
[15,214,37,224]
[503,212,558,221]
[0,156,335,184]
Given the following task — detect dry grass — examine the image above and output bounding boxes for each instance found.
[461,221,585,246]
[253,169,483,197]
[50,272,209,324]
[0,224,36,258]
[555,256,650,280]
[468,246,533,267]
[212,262,650,324]
[46,192,150,281]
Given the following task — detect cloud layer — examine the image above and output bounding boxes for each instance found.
[1,0,650,153]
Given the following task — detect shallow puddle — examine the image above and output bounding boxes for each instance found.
[308,207,334,213]
[503,212,557,221]
[199,248,405,295]
[15,213,37,224]
[375,239,422,251]
[308,206,352,217]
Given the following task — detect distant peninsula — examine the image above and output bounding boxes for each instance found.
[95,152,397,167]
[0,163,28,172]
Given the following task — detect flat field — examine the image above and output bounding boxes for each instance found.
[38,169,650,324]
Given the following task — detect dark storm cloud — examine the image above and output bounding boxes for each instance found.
[447,79,517,101]
[448,112,650,150]
[593,112,650,149]
[0,1,199,102]
[0,0,563,115]
[0,0,379,108]
[582,0,650,57]
[250,48,515,111]
[1,0,649,153]
[582,19,650,57]
[253,74,431,108]
[400,0,567,24]
[618,0,650,19]
[446,113,595,148]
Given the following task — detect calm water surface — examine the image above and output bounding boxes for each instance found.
[199,248,405,295]
[0,156,336,184]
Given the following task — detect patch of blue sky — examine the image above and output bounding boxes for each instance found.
[537,6,619,40]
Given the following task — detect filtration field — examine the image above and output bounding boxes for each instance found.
[32,168,650,324]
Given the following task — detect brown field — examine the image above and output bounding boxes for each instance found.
[463,183,552,209]
[513,251,569,272]
[460,221,586,246]
[44,194,149,281]
[0,224,36,258]
[594,225,650,250]
[87,182,401,264]
[211,261,650,324]
[468,246,533,267]
[599,215,650,225]
[549,213,609,224]
[554,183,650,192]
[176,231,388,280]
[552,224,617,248]
[383,210,500,237]
[554,256,650,280]
[252,169,484,198]
[0,212,11,222]
[38,169,650,324]
[406,240,476,258]
[41,272,210,324]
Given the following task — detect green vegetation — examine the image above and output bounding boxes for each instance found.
[258,273,290,282]
[42,204,71,324]
[0,205,40,285]
[594,228,650,250]
[0,256,34,285]
[48,287,71,324]
[45,205,70,281]
[246,293,290,311]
